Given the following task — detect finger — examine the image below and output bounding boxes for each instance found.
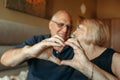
[65,41,80,50]
[50,38,64,46]
[53,35,64,42]
[42,38,64,46]
[37,48,52,60]
[66,39,80,47]
[43,41,63,47]
[48,54,61,65]
[46,36,64,46]
[65,41,85,57]
[60,60,72,66]
[52,35,64,45]
[66,39,83,50]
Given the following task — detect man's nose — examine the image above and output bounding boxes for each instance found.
[61,25,68,32]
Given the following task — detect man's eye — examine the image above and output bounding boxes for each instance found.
[58,23,64,27]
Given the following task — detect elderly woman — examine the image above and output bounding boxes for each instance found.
[28,18,120,80]
[60,18,120,80]
[36,18,120,80]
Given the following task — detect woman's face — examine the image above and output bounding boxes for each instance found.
[73,24,87,42]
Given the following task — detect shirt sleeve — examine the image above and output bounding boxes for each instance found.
[14,34,50,48]
[14,36,42,48]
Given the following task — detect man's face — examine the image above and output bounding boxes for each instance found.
[49,15,72,41]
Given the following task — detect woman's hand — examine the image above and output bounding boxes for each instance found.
[60,38,91,72]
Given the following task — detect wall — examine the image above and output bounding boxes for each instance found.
[97,0,120,18]
[46,0,97,25]
[0,0,97,28]
[97,0,120,52]
[0,0,49,27]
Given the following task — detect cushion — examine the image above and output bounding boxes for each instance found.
[0,20,49,45]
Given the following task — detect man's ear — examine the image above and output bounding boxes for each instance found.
[49,21,52,30]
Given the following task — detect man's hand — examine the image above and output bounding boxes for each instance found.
[37,47,61,64]
[33,35,64,64]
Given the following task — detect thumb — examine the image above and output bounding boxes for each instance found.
[48,55,61,65]
[60,60,72,66]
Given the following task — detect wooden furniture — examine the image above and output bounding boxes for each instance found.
[103,18,120,52]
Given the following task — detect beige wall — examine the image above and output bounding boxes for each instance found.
[46,0,97,25]
[0,0,96,28]
[0,0,49,27]
[97,0,120,18]
[4,0,120,25]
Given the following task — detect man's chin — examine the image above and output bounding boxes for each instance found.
[63,37,69,41]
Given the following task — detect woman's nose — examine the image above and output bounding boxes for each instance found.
[73,30,76,35]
